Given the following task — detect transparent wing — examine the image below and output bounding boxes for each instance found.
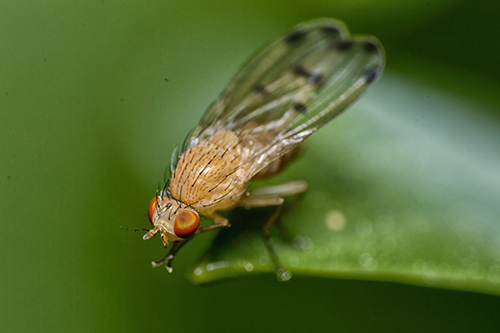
[188,19,384,145]
[182,18,384,176]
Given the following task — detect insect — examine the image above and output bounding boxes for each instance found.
[143,18,385,280]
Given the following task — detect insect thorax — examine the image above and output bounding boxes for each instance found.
[169,130,249,215]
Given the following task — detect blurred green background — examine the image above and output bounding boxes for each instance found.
[2,0,500,331]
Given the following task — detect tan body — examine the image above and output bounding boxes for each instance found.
[143,19,384,279]
[148,129,305,246]
[170,130,249,216]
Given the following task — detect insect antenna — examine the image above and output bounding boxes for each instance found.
[120,226,150,232]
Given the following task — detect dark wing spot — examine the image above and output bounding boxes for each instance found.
[363,41,379,53]
[321,25,340,35]
[362,67,380,83]
[293,65,310,77]
[285,29,307,43]
[333,39,353,51]
[308,72,323,84]
[254,84,269,95]
[293,65,323,84]
[293,103,308,113]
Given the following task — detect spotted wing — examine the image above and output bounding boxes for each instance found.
[178,19,384,179]
[188,18,384,146]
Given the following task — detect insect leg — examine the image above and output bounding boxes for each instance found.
[151,239,191,272]
[151,214,228,272]
[197,213,230,233]
[239,181,308,281]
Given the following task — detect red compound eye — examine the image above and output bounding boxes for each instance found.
[148,197,159,224]
[174,210,200,238]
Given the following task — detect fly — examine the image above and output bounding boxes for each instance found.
[143,18,385,280]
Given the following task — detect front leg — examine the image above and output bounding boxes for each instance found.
[151,239,190,272]
[152,213,229,272]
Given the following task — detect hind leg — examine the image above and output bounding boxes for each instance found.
[239,181,307,280]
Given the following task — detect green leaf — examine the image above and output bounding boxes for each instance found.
[188,72,500,295]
